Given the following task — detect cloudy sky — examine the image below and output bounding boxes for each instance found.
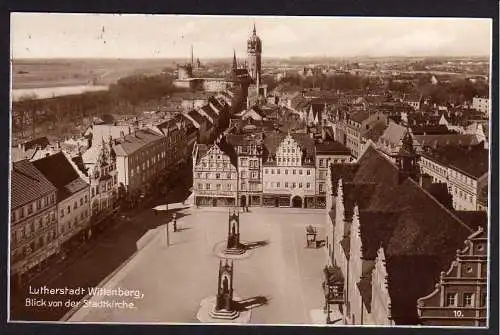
[11,13,491,59]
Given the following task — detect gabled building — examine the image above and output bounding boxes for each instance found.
[324,138,480,325]
[192,142,238,207]
[417,223,487,326]
[261,132,316,208]
[344,110,387,159]
[80,137,119,232]
[226,133,264,207]
[10,160,58,288]
[33,152,91,254]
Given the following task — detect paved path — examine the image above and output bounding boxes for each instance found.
[70,207,329,325]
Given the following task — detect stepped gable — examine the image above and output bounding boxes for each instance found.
[330,164,359,197]
[386,254,444,325]
[358,211,400,260]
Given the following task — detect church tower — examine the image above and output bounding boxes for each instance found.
[247,23,262,84]
[395,128,419,184]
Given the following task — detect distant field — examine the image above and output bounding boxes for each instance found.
[12,58,184,90]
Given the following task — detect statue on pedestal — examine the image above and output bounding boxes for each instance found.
[215,259,234,312]
[207,258,239,320]
[225,210,244,254]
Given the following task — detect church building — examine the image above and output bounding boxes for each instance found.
[324,130,486,325]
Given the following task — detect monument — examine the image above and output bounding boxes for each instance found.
[225,210,245,254]
[209,259,239,319]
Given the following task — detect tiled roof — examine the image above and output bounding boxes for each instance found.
[349,110,371,123]
[11,160,57,210]
[23,137,50,151]
[330,164,359,197]
[379,122,407,146]
[188,110,208,126]
[420,144,488,179]
[363,122,388,142]
[201,105,218,122]
[336,145,476,324]
[414,134,479,148]
[454,211,488,233]
[112,129,163,157]
[315,141,351,155]
[32,152,88,201]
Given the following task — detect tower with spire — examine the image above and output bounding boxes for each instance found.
[232,49,238,70]
[395,128,419,184]
[247,23,262,84]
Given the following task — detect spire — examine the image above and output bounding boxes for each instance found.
[232,49,237,70]
[253,23,256,35]
[396,128,419,184]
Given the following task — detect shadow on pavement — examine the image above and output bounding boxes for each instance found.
[242,240,270,250]
[234,295,270,311]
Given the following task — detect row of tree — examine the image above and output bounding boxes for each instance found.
[12,74,187,138]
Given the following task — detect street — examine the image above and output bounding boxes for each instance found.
[9,163,192,321]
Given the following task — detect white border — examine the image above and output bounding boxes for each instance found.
[6,14,494,329]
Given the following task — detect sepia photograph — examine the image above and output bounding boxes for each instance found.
[8,13,492,327]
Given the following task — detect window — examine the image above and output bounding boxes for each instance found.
[67,206,71,214]
[299,169,302,175]
[285,182,289,188]
[319,159,324,167]
[307,170,311,175]
[299,182,303,188]
[80,198,83,206]
[271,169,274,174]
[27,203,33,215]
[197,173,202,179]
[216,173,220,179]
[85,195,88,203]
[319,183,324,192]
[198,183,203,190]
[277,182,280,188]
[446,293,457,307]
[292,182,296,188]
[205,184,211,190]
[226,173,231,179]
[60,209,64,218]
[216,184,221,190]
[306,182,311,189]
[463,293,474,307]
[277,169,280,174]
[265,169,268,174]
[285,170,288,175]
[36,200,42,210]
[293,170,296,175]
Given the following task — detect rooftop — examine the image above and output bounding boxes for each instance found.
[32,152,88,201]
[11,160,57,210]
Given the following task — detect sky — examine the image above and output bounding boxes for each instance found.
[11,13,492,59]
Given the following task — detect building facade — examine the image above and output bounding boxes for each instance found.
[113,129,167,206]
[344,110,387,159]
[226,134,264,207]
[33,152,91,253]
[315,141,353,208]
[420,144,489,211]
[471,97,489,116]
[10,160,58,288]
[262,133,316,208]
[417,226,487,326]
[192,143,238,207]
